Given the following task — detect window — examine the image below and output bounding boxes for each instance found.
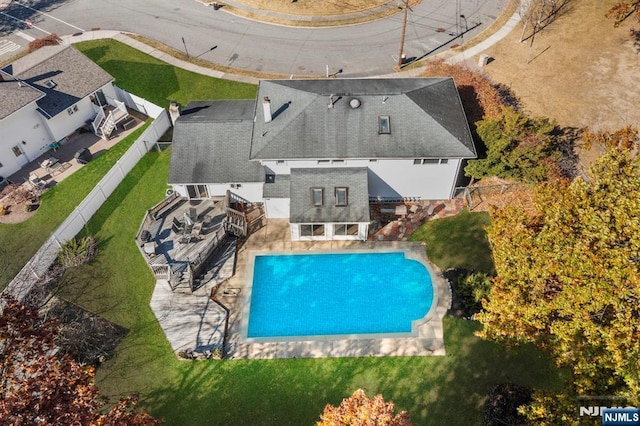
[186,185,208,199]
[301,224,325,237]
[311,188,324,206]
[413,159,422,165]
[378,116,391,134]
[332,160,344,164]
[422,159,439,164]
[276,160,285,165]
[334,224,359,236]
[11,145,21,157]
[440,159,449,164]
[369,159,378,163]
[66,104,78,115]
[335,187,348,206]
[230,183,242,189]
[317,160,330,165]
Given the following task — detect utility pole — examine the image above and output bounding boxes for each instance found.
[397,0,408,68]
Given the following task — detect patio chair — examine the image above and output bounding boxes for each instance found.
[171,217,184,234]
[28,174,46,189]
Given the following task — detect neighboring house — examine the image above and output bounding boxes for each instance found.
[169,78,476,241]
[0,44,127,179]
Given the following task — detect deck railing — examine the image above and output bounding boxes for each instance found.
[188,225,227,277]
[150,262,171,281]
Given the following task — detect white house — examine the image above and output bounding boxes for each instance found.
[0,44,125,179]
[168,78,477,241]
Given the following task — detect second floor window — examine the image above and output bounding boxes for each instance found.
[311,187,324,206]
[335,187,348,206]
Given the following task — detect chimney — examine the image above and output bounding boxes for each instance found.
[263,97,272,123]
[168,101,181,125]
[328,94,334,109]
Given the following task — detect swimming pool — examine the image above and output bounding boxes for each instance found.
[246,251,435,339]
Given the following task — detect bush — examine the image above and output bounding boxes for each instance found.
[458,272,493,314]
[57,236,97,268]
[483,383,533,426]
[28,34,62,53]
[465,107,562,183]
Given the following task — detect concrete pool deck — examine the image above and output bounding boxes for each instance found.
[217,219,450,359]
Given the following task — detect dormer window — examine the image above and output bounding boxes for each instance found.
[311,187,324,206]
[335,187,348,206]
[378,116,390,134]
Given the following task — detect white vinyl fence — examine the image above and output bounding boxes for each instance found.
[4,95,171,302]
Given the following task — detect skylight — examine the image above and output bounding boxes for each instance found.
[378,116,390,134]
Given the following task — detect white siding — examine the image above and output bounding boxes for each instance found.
[44,96,96,142]
[0,103,53,177]
[172,183,263,202]
[264,198,290,218]
[263,158,461,200]
[368,159,461,200]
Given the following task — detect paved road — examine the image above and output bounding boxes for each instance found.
[0,0,507,77]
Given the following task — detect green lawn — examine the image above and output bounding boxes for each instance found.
[76,40,257,107]
[409,209,495,274]
[7,39,562,424]
[0,123,150,290]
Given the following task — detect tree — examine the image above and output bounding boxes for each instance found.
[464,106,561,183]
[519,0,572,45]
[606,0,640,27]
[483,383,532,426]
[0,297,160,425]
[477,148,640,424]
[421,60,511,122]
[317,389,412,426]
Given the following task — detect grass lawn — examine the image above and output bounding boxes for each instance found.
[409,209,495,274]
[76,40,257,108]
[0,123,150,290]
[57,149,563,425]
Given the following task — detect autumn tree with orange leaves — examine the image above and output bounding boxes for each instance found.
[0,298,160,425]
[317,389,412,426]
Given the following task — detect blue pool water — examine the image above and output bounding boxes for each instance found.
[247,252,434,338]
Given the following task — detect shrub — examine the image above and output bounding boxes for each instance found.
[57,236,97,268]
[28,34,62,53]
[457,272,493,314]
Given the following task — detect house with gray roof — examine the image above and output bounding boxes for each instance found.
[168,78,476,241]
[0,44,125,179]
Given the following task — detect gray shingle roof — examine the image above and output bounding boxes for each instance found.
[289,168,370,223]
[263,174,290,198]
[168,101,265,184]
[2,45,114,118]
[250,78,477,160]
[0,70,44,120]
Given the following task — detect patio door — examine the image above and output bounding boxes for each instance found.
[92,89,107,107]
[186,184,209,199]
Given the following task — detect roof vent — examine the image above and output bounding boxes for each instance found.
[45,79,56,89]
[349,98,361,109]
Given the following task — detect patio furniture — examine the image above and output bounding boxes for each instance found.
[40,157,63,175]
[74,148,92,165]
[143,242,157,255]
[28,173,46,189]
[189,207,198,221]
[192,222,203,237]
[171,217,184,234]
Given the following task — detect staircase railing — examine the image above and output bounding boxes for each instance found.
[91,108,105,135]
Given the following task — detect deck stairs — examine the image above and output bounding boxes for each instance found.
[169,262,193,294]
[223,190,265,237]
